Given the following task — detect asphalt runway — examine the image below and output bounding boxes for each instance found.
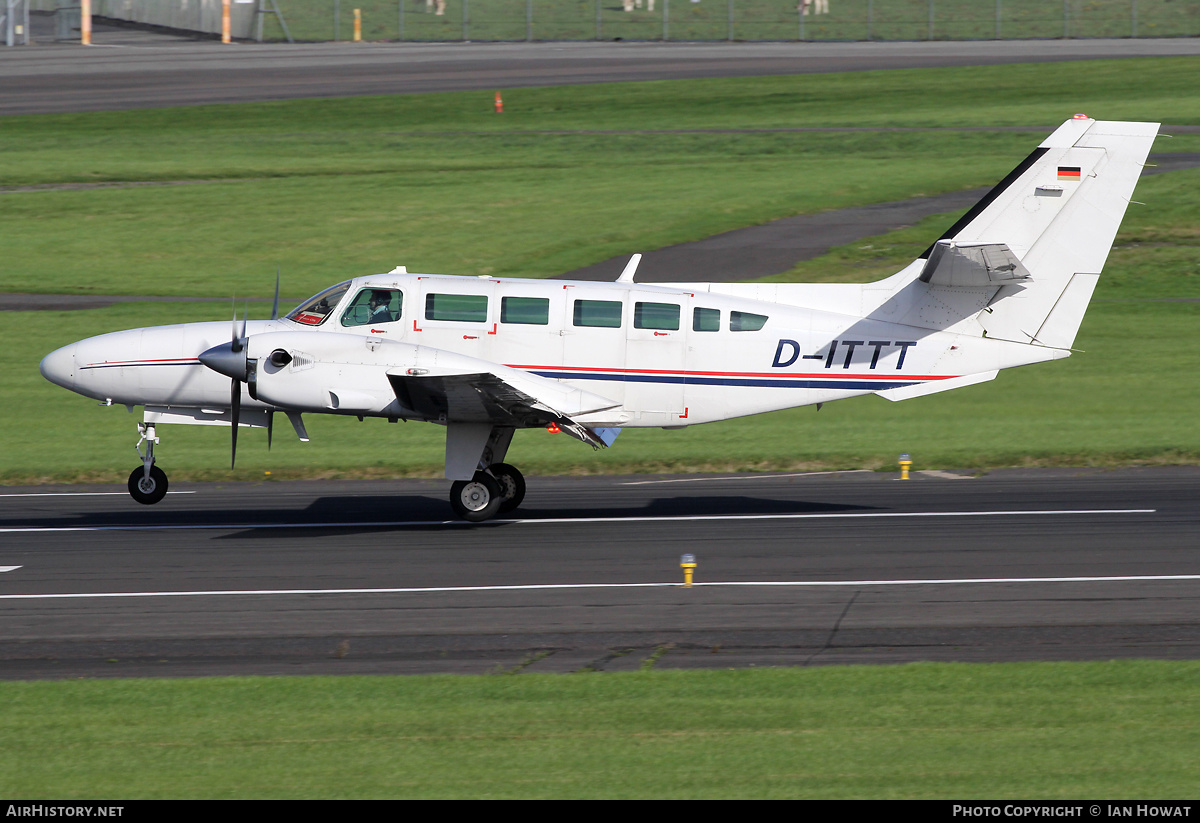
[2,467,1198,679]
[4,29,1199,115]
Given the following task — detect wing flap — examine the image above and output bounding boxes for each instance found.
[387,366,619,427]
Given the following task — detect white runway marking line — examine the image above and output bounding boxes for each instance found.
[3,574,1200,601]
[0,491,195,498]
[0,567,21,573]
[0,508,1157,533]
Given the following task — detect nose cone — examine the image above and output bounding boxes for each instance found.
[198,341,248,381]
[40,343,77,391]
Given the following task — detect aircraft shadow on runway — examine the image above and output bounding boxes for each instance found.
[4,494,880,536]
[205,494,882,538]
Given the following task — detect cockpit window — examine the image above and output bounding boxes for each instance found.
[287,282,352,326]
[341,288,403,327]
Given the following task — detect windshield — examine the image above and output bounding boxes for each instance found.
[286,282,352,326]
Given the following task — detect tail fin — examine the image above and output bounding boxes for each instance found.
[900,118,1158,348]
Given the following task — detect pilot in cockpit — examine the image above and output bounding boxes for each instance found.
[368,290,395,323]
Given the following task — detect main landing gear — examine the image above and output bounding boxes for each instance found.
[449,462,525,522]
[128,422,168,505]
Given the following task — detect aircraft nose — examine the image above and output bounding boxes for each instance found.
[40,343,77,390]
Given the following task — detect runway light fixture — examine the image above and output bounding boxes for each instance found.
[680,553,697,588]
[898,453,912,480]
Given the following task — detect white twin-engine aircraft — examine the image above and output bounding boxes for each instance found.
[40,117,1158,520]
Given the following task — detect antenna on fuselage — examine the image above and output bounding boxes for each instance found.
[616,254,641,284]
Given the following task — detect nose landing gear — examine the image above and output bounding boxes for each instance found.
[128,422,168,505]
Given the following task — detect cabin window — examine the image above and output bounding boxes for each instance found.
[634,302,680,331]
[287,282,351,327]
[501,296,550,325]
[730,311,768,332]
[692,307,720,332]
[340,288,403,327]
[573,299,623,328]
[426,293,488,323]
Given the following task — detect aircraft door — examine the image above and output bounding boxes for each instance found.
[625,291,687,419]
[560,286,628,408]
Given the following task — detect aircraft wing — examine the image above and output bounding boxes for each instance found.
[386,365,620,437]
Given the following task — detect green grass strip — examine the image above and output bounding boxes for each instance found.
[2,661,1198,798]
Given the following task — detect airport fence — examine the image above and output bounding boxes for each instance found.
[26,0,1200,43]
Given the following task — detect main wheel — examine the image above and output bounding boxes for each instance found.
[449,472,502,522]
[489,462,526,513]
[128,465,169,505]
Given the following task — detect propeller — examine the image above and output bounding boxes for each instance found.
[198,303,249,469]
[229,304,248,469]
[267,268,281,448]
[198,273,284,467]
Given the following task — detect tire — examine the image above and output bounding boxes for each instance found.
[128,465,168,505]
[449,472,502,522]
[489,463,526,513]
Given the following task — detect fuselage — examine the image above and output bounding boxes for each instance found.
[40,270,1055,429]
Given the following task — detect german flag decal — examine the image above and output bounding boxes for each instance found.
[1058,166,1082,181]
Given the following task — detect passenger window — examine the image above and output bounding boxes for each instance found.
[573,299,622,328]
[634,302,680,331]
[426,293,488,323]
[693,307,720,332]
[730,311,768,332]
[340,288,403,327]
[501,296,550,325]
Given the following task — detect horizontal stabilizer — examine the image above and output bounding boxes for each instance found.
[876,370,998,402]
[920,241,1031,288]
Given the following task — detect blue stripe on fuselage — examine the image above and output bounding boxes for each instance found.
[528,370,918,391]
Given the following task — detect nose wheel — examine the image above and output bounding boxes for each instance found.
[128,465,169,505]
[128,422,169,505]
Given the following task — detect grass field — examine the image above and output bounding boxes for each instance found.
[259,0,1200,43]
[3,56,1199,801]
[2,58,1198,483]
[3,661,1199,798]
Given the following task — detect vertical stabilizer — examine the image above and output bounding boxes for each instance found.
[942,118,1158,347]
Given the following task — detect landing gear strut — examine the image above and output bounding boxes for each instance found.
[444,425,527,522]
[128,422,168,505]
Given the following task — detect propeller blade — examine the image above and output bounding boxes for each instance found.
[230,302,243,353]
[230,378,241,469]
[271,269,281,321]
[267,410,274,451]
